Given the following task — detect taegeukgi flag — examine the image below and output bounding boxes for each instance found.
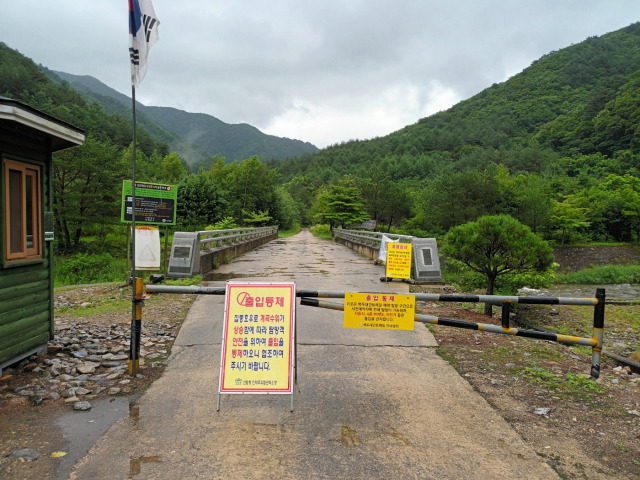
[129,0,160,87]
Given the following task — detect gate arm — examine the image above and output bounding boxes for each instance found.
[299,297,602,377]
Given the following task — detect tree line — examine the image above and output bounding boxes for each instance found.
[3,22,640,256]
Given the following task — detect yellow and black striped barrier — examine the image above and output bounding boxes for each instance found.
[145,285,606,379]
[298,288,606,379]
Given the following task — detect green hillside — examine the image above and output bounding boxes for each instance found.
[3,21,640,250]
[276,22,640,181]
[144,104,319,165]
[0,42,166,157]
[273,23,640,243]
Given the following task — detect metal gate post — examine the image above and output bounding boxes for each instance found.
[501,303,510,329]
[591,288,606,379]
[129,277,145,377]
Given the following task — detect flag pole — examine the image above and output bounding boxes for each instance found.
[130,85,139,377]
[128,0,160,377]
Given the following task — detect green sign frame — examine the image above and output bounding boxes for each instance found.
[121,180,177,225]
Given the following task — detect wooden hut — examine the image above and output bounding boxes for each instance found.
[0,97,84,375]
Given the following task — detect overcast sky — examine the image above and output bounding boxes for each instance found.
[2,1,639,148]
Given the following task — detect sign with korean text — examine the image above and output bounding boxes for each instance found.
[385,242,412,279]
[344,293,415,330]
[219,282,295,394]
[121,180,177,225]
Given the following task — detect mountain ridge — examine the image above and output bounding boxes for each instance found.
[50,70,319,166]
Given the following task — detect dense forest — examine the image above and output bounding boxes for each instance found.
[2,22,640,255]
[271,23,640,244]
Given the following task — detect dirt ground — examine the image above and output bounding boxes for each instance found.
[413,288,640,480]
[1,283,639,479]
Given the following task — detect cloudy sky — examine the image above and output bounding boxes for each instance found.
[2,1,639,148]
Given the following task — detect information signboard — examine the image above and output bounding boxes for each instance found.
[121,180,177,225]
[219,282,295,394]
[135,225,161,270]
[385,242,412,279]
[344,293,415,330]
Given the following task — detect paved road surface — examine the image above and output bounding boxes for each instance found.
[71,230,558,479]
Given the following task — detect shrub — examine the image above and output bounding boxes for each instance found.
[54,253,127,286]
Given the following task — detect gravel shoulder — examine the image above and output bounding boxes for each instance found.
[412,286,640,480]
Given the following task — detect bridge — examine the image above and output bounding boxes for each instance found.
[71,229,563,479]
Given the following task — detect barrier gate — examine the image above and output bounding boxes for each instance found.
[145,284,605,379]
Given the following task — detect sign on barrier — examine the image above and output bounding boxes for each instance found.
[219,282,295,396]
[386,242,412,279]
[135,226,161,270]
[344,293,415,330]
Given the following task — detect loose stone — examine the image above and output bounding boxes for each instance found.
[10,449,41,461]
[73,400,92,411]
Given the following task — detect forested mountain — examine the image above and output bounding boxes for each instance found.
[0,41,303,249]
[275,23,640,182]
[50,70,319,166]
[3,22,640,253]
[273,23,640,244]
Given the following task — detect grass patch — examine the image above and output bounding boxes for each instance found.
[436,347,458,368]
[522,365,561,390]
[555,264,640,284]
[310,224,332,239]
[57,295,131,319]
[163,275,202,286]
[278,224,302,237]
[564,372,605,394]
[517,363,606,400]
[54,253,127,286]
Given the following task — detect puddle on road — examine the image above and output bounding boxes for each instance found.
[340,425,360,447]
[54,396,134,479]
[129,455,163,477]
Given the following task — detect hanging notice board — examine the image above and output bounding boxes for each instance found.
[385,242,412,279]
[121,180,177,225]
[219,282,296,397]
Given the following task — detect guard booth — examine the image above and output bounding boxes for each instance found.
[0,97,84,375]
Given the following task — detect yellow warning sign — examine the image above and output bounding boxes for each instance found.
[219,282,295,394]
[385,242,412,279]
[344,293,415,330]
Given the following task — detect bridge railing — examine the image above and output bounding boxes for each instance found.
[167,226,278,278]
[332,229,415,261]
[332,228,414,247]
[198,226,278,251]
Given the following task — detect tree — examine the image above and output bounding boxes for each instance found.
[176,173,228,230]
[159,152,189,184]
[549,196,591,245]
[312,177,368,229]
[416,168,501,233]
[273,187,301,230]
[283,175,316,225]
[225,156,280,225]
[53,137,125,251]
[441,215,555,315]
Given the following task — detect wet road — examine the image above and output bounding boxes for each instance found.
[70,230,558,479]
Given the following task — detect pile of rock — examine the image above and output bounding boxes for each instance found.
[1,320,178,408]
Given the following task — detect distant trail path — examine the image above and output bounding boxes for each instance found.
[71,229,558,479]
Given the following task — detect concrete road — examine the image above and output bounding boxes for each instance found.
[70,230,558,479]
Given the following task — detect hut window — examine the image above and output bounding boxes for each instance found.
[3,159,42,262]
